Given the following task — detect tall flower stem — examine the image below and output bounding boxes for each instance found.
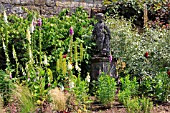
[39,27,42,66]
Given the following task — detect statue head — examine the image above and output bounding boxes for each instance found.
[96,13,104,22]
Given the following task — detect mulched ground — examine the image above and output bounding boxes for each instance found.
[91,101,170,113]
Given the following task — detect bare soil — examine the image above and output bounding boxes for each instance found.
[91,101,170,113]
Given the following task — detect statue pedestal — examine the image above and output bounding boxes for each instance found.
[91,56,116,81]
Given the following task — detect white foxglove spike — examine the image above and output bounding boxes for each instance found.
[69,81,74,89]
[3,10,8,23]
[29,20,35,33]
[43,54,49,65]
[75,62,81,72]
[26,27,31,43]
[68,62,72,70]
[85,73,90,83]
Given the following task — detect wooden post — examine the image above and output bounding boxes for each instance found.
[144,3,148,28]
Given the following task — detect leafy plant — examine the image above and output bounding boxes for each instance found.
[140,96,153,113]
[96,73,117,105]
[140,71,170,102]
[0,70,13,105]
[125,97,142,113]
[71,74,90,108]
[104,0,170,27]
[107,16,170,78]
[118,75,139,103]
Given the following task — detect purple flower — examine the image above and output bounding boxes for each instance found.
[10,73,12,79]
[37,18,42,26]
[109,55,112,63]
[48,83,51,87]
[69,26,74,36]
[33,21,37,26]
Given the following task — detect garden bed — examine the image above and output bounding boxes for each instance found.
[92,102,170,113]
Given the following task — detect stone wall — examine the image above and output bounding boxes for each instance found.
[0,0,103,17]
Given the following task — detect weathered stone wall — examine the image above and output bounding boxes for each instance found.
[0,0,103,17]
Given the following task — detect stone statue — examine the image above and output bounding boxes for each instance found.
[92,13,111,56]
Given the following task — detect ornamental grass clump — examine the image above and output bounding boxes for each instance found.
[11,84,36,113]
[49,87,67,111]
[0,95,3,113]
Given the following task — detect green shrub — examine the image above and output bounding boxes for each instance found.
[124,96,153,113]
[96,73,117,105]
[140,96,153,113]
[118,75,139,103]
[125,97,142,113]
[0,70,13,105]
[140,71,170,102]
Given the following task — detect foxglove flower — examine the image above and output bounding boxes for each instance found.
[26,27,31,43]
[27,77,30,82]
[29,20,35,33]
[68,62,72,70]
[43,54,48,65]
[48,83,51,87]
[60,85,64,91]
[69,81,74,89]
[3,10,8,23]
[63,54,67,58]
[109,54,112,63]
[9,73,12,79]
[29,48,32,60]
[75,62,81,72]
[69,26,74,36]
[85,73,90,83]
[37,18,42,26]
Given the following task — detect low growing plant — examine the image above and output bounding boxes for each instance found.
[0,70,13,105]
[140,96,153,113]
[68,74,91,111]
[123,96,153,113]
[11,84,36,113]
[125,97,142,113]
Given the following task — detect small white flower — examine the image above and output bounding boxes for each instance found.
[85,73,90,83]
[68,62,72,70]
[75,62,81,72]
[167,94,170,103]
[3,10,8,23]
[69,81,74,89]
[60,85,64,91]
[2,40,6,50]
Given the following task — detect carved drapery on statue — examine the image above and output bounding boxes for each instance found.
[91,13,116,81]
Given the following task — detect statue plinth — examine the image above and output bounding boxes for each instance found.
[90,56,116,81]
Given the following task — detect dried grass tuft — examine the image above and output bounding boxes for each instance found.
[49,87,67,111]
[0,95,3,113]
